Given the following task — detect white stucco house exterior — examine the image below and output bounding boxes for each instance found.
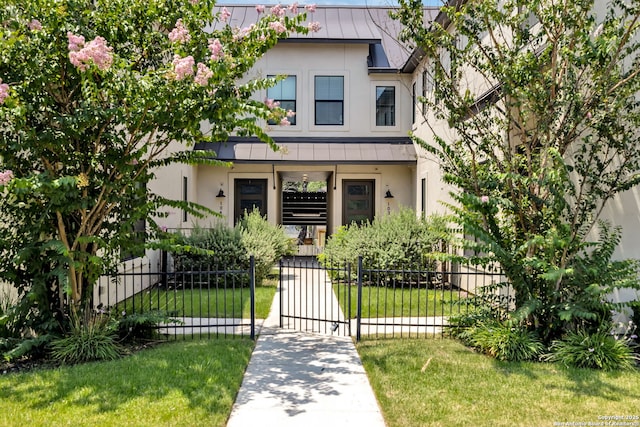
[150,5,438,249]
[150,2,639,274]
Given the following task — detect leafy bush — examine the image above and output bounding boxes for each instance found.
[320,208,451,273]
[237,209,295,284]
[447,307,499,343]
[50,309,122,364]
[544,329,638,371]
[1,289,55,362]
[170,225,249,287]
[115,310,179,342]
[3,335,55,363]
[170,213,294,286]
[460,319,544,362]
[0,289,19,352]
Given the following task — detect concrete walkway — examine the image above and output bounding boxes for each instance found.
[226,266,386,427]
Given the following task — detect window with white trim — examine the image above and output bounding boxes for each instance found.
[315,75,344,125]
[376,86,395,126]
[267,75,296,125]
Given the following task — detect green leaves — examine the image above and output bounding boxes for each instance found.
[0,0,315,340]
[396,0,640,345]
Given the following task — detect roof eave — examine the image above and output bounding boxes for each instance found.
[368,67,401,74]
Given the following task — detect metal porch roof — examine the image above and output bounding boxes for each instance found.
[194,137,417,164]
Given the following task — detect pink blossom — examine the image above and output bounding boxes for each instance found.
[68,34,113,71]
[0,80,9,104]
[172,55,195,80]
[168,19,191,43]
[160,225,168,232]
[305,4,316,13]
[255,5,265,14]
[67,32,85,52]
[307,21,321,32]
[208,38,224,61]
[270,4,286,17]
[233,25,254,41]
[220,7,231,22]
[269,21,287,34]
[28,19,42,30]
[195,62,213,86]
[480,195,489,203]
[286,110,296,117]
[264,98,280,109]
[280,117,291,126]
[0,170,14,185]
[288,2,299,13]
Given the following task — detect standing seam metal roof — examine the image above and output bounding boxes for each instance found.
[195,137,417,164]
[214,5,437,70]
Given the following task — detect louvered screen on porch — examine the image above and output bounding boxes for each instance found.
[282,191,327,225]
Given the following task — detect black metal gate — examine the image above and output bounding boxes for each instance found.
[278,257,352,336]
[279,256,508,340]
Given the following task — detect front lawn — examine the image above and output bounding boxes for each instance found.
[0,339,253,427]
[358,338,640,427]
[117,282,277,319]
[335,285,464,318]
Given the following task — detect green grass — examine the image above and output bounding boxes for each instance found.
[118,281,277,319]
[358,338,640,427]
[335,285,463,318]
[0,338,254,427]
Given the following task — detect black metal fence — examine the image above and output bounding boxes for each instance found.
[96,251,510,342]
[94,252,256,340]
[354,257,511,340]
[280,256,511,340]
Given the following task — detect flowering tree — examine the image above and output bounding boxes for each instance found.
[0,0,320,332]
[393,0,640,343]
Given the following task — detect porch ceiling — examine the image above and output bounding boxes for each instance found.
[194,137,417,165]
[280,171,331,182]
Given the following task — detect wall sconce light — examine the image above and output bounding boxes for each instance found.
[385,187,394,215]
[216,188,225,214]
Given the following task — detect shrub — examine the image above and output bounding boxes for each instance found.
[115,310,179,342]
[544,329,638,371]
[1,290,55,362]
[461,320,544,362]
[237,209,294,285]
[0,289,19,353]
[320,208,451,273]
[50,309,122,364]
[447,307,497,343]
[170,225,249,287]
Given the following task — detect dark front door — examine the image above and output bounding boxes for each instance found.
[235,179,267,223]
[342,180,374,225]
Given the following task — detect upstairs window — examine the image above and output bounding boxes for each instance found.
[376,86,395,126]
[315,75,344,125]
[422,69,431,112]
[267,75,296,125]
[412,82,416,124]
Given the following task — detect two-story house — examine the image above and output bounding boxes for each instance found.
[151,5,437,248]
